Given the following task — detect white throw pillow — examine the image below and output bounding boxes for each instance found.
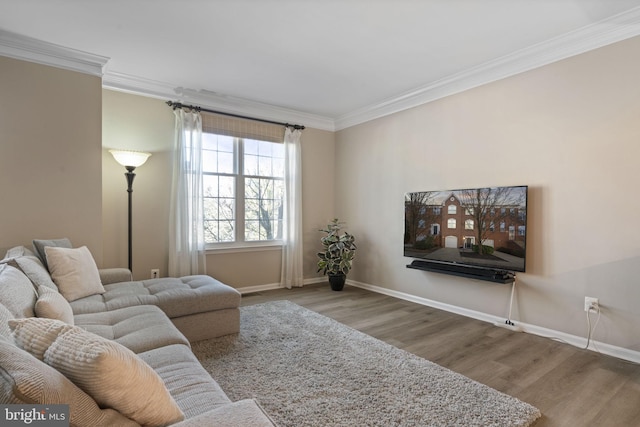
[10,317,74,360]
[35,286,75,325]
[9,318,184,426]
[44,246,105,302]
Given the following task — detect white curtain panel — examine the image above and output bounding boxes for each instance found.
[169,109,206,277]
[281,128,304,289]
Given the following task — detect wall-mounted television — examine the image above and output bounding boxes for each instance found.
[404,185,528,277]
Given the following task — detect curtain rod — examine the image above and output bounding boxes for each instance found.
[166,101,305,130]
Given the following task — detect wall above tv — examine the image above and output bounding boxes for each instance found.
[404,185,528,281]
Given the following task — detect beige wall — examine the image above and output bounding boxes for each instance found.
[102,90,174,278]
[0,56,103,262]
[335,36,640,350]
[102,90,335,284]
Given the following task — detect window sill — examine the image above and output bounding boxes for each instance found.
[206,243,283,255]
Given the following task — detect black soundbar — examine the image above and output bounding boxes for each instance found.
[407,260,515,284]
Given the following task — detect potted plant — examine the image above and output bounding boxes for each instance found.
[317,218,357,291]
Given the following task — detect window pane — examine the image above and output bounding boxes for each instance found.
[219,176,234,198]
[244,139,258,155]
[244,177,283,241]
[203,174,236,243]
[272,143,284,158]
[244,154,258,176]
[243,140,284,178]
[258,140,272,156]
[218,152,235,174]
[203,134,235,174]
[258,157,273,176]
[203,175,218,197]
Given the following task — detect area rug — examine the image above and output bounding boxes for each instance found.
[192,301,541,427]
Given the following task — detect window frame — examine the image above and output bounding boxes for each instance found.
[203,133,285,250]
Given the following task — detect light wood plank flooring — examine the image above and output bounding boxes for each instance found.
[241,283,640,427]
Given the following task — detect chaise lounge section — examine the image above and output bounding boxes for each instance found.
[0,243,276,426]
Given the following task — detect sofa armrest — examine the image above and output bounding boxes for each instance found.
[171,400,277,427]
[99,268,133,285]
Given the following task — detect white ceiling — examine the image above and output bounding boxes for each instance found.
[1,0,640,130]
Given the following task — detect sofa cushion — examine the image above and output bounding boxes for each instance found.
[32,237,72,270]
[0,303,14,340]
[4,253,59,291]
[74,305,190,353]
[171,400,277,427]
[70,275,241,318]
[99,267,133,285]
[4,245,36,259]
[138,343,231,418]
[0,336,138,427]
[35,286,74,325]
[0,263,37,318]
[10,317,184,426]
[45,246,105,302]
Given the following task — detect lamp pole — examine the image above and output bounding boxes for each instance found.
[125,166,136,272]
[110,150,151,275]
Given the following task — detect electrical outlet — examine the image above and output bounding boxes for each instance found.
[584,297,599,312]
[151,269,159,279]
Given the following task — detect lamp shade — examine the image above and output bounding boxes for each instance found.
[109,150,152,168]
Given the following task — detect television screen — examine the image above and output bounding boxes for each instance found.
[404,185,528,273]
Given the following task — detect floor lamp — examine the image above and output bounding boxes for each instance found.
[109,150,152,273]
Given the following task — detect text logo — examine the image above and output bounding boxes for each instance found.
[1,405,69,426]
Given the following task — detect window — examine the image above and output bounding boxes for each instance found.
[448,218,456,229]
[433,207,441,215]
[465,219,474,230]
[418,219,426,229]
[448,205,457,214]
[500,222,505,232]
[489,221,495,232]
[518,225,526,236]
[202,133,285,245]
[198,112,287,248]
[465,207,474,215]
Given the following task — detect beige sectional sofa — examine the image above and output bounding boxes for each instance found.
[0,243,276,427]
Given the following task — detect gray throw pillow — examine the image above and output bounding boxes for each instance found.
[32,238,72,270]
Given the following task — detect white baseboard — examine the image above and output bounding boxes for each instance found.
[237,283,284,294]
[237,277,326,295]
[346,279,640,364]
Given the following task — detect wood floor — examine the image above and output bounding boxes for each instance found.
[241,283,640,427]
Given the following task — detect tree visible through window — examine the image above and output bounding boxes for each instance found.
[202,133,284,244]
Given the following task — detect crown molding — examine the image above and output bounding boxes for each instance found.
[103,72,336,131]
[334,6,640,130]
[0,30,108,76]
[4,6,640,132]
[102,71,179,100]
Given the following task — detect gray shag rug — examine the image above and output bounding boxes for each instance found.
[192,301,541,427]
